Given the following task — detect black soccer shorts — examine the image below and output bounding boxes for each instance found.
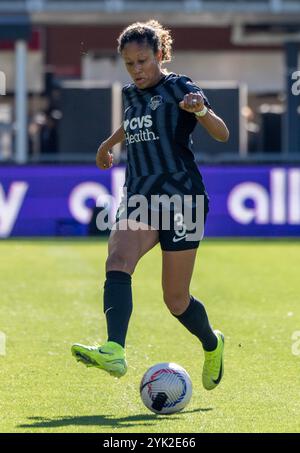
[115,193,209,251]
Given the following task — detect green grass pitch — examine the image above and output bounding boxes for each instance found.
[0,239,300,433]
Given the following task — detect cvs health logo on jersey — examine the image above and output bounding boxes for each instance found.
[124,115,159,145]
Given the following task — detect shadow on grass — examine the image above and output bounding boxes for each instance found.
[18,408,213,429]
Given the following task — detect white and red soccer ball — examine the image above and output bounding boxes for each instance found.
[140,362,192,414]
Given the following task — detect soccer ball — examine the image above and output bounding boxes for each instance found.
[140,362,192,415]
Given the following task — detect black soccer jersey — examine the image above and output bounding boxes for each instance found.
[122,72,210,198]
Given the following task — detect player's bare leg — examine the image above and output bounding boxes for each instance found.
[106,219,159,275]
[162,248,197,316]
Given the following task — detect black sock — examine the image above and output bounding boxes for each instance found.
[103,271,132,348]
[173,296,218,351]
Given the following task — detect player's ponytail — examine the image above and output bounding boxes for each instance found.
[118,20,173,63]
[145,20,172,63]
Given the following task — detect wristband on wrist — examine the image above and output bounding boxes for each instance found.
[195,105,208,118]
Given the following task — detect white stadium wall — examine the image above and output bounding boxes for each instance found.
[82,50,286,94]
[0,51,44,93]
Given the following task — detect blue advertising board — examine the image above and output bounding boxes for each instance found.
[0,165,299,238]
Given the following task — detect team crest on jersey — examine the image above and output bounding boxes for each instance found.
[149,95,163,111]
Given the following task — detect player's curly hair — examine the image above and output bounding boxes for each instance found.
[117,20,173,63]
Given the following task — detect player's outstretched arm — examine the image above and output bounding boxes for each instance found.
[96,125,125,170]
[196,109,229,143]
[179,92,229,143]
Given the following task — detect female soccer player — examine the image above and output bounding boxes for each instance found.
[72,21,229,391]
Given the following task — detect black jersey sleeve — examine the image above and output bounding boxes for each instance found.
[122,84,132,112]
[173,76,211,110]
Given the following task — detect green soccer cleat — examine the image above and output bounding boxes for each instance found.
[202,330,225,391]
[71,341,127,378]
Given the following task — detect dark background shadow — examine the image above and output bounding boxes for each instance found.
[18,408,213,430]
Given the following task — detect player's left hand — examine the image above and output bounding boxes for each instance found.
[96,143,113,170]
[179,92,205,114]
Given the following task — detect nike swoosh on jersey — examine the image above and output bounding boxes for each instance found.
[172,235,188,243]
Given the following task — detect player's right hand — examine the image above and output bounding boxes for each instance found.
[96,143,113,170]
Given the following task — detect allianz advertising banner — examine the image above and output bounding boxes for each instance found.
[0,165,299,238]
